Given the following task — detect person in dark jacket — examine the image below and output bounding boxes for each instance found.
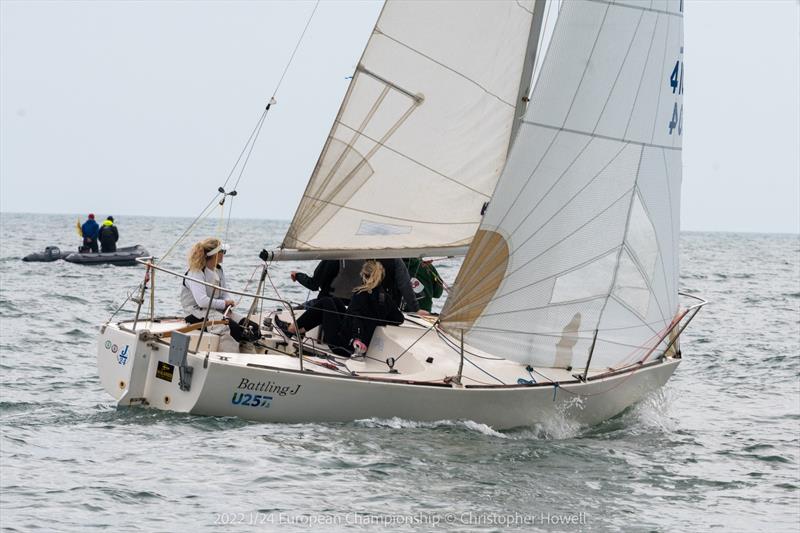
[98,216,119,253]
[282,261,404,356]
[290,258,422,313]
[80,213,100,253]
[291,260,343,302]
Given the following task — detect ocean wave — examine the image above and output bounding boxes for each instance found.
[354,417,508,439]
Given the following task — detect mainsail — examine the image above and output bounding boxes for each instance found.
[280,0,541,256]
[441,0,685,371]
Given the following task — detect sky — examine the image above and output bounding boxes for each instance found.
[1,0,798,234]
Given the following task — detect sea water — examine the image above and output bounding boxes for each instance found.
[0,213,798,532]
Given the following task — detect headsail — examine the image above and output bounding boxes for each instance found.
[280,0,541,257]
[441,0,685,371]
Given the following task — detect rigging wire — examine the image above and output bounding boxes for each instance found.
[270,0,321,101]
[157,192,223,265]
[158,0,322,262]
[221,0,321,238]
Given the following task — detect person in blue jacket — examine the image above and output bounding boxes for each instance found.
[80,213,100,253]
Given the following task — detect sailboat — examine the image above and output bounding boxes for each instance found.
[96,0,704,429]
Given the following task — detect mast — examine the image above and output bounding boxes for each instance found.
[510,0,548,145]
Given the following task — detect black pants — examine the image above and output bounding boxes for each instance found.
[185,314,204,325]
[296,297,351,354]
[100,241,117,253]
[83,237,99,253]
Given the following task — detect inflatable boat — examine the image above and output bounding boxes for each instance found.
[63,245,150,266]
[23,245,149,266]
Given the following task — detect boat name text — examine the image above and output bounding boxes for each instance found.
[237,378,301,396]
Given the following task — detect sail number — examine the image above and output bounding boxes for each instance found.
[232,393,272,408]
[670,60,684,95]
[668,56,684,136]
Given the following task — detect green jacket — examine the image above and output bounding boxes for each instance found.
[403,258,444,312]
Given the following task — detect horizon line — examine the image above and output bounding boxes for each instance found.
[0,209,798,236]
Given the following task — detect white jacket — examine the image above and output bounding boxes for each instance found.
[180,266,234,321]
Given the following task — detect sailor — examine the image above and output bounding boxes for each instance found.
[290,259,343,304]
[80,213,100,253]
[282,260,404,356]
[290,258,424,314]
[180,238,236,324]
[402,258,444,313]
[97,216,119,253]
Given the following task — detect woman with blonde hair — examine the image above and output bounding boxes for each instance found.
[281,260,404,356]
[180,237,236,324]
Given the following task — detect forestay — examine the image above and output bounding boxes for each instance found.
[281,0,538,254]
[441,0,685,371]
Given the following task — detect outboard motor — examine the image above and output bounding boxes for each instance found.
[22,246,65,262]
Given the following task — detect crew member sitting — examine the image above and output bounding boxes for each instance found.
[403,258,444,313]
[180,238,235,324]
[291,258,424,314]
[282,260,404,356]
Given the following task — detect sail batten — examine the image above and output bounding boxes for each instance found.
[282,0,539,253]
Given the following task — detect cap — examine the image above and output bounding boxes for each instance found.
[206,243,229,257]
[88,213,95,219]
[107,216,114,222]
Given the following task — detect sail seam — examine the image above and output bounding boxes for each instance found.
[607,293,663,338]
[502,142,631,269]
[562,1,611,127]
[487,7,665,252]
[585,0,683,17]
[660,148,678,311]
[284,233,471,252]
[281,10,386,248]
[297,86,391,232]
[627,188,671,321]
[462,185,634,319]
[298,195,479,226]
[523,120,680,151]
[490,129,562,232]
[457,245,620,314]
[591,6,647,134]
[469,315,673,337]
[297,89,416,239]
[589,145,645,356]
[488,0,571,234]
[451,180,632,320]
[506,137,595,242]
[621,240,668,323]
[334,121,492,198]
[375,30,516,109]
[650,11,672,143]
[468,327,667,354]
[623,10,661,139]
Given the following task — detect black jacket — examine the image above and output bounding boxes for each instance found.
[346,289,404,345]
[294,260,340,297]
[295,259,420,312]
[98,224,119,252]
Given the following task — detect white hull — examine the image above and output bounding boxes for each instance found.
[97,315,680,430]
